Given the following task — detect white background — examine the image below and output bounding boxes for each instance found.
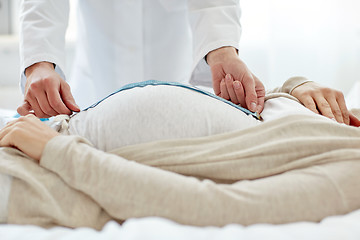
[0,0,359,109]
[239,0,360,91]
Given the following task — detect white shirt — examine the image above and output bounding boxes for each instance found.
[20,0,242,108]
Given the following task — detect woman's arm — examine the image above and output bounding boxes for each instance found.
[268,77,359,126]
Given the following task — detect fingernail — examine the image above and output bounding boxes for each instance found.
[234,81,240,89]
[225,74,232,81]
[251,102,257,111]
[256,105,262,113]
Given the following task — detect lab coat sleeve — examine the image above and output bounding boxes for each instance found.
[19,0,69,93]
[188,0,242,87]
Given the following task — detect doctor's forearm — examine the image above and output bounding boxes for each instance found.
[188,0,242,78]
[20,0,70,73]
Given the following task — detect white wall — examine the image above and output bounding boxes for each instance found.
[239,0,360,93]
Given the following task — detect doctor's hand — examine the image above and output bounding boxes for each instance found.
[17,62,80,118]
[291,81,360,126]
[0,114,59,162]
[207,47,265,113]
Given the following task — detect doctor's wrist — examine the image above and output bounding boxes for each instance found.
[25,61,56,78]
[206,46,238,67]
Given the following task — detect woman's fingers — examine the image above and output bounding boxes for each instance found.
[313,96,336,121]
[0,118,28,147]
[336,93,350,125]
[292,82,353,125]
[349,113,360,127]
[326,98,344,123]
[320,89,349,125]
[312,94,351,125]
[0,124,12,146]
[299,95,319,114]
[0,115,59,161]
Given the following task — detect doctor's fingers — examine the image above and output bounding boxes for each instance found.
[47,86,73,115]
[17,101,32,117]
[23,92,51,118]
[241,72,258,112]
[253,74,265,113]
[255,94,265,114]
[220,79,230,100]
[211,64,225,97]
[36,92,60,116]
[17,98,48,118]
[22,83,56,117]
[224,74,240,104]
[59,83,80,112]
[232,81,246,108]
[29,98,51,118]
[212,75,222,97]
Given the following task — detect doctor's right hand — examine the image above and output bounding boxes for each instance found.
[17,62,80,118]
[207,47,265,114]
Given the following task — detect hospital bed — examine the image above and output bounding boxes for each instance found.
[0,82,360,240]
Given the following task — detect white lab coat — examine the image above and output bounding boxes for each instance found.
[20,0,242,108]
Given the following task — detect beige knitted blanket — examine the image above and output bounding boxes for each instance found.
[0,113,359,229]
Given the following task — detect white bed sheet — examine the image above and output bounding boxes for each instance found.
[1,211,360,240]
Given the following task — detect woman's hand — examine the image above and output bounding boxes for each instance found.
[0,115,59,161]
[291,82,360,126]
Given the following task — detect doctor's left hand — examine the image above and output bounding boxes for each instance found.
[18,62,80,118]
[0,114,59,162]
[207,47,265,113]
